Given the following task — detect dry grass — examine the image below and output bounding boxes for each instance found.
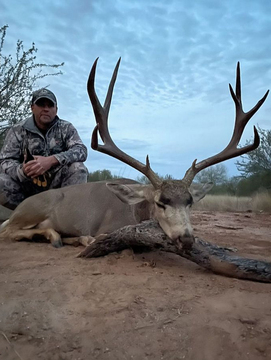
[251,191,271,213]
[194,191,271,213]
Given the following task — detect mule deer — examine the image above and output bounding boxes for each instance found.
[0,60,268,249]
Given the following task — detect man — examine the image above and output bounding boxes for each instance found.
[0,88,88,210]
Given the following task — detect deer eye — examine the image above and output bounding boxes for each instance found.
[186,196,193,207]
[159,196,171,205]
[156,202,166,210]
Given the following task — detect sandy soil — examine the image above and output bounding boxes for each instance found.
[0,211,271,360]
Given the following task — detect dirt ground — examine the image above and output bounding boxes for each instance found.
[0,211,271,360]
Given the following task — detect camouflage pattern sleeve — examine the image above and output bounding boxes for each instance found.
[0,126,25,181]
[53,123,88,166]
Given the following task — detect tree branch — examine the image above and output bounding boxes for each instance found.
[79,220,271,283]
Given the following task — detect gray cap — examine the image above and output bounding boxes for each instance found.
[31,88,57,105]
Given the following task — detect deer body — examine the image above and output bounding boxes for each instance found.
[0,179,211,247]
[0,59,268,249]
[0,180,138,246]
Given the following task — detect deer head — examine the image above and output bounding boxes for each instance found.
[87,58,268,249]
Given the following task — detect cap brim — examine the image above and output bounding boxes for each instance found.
[34,96,56,105]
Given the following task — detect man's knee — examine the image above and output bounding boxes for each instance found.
[66,162,88,183]
[69,162,88,176]
[52,162,88,188]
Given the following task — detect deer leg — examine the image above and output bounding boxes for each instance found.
[11,228,62,248]
[62,235,96,247]
[79,236,96,247]
[62,237,80,246]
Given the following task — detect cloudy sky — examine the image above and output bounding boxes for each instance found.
[2,0,271,180]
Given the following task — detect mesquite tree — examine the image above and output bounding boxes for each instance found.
[195,164,228,186]
[235,126,271,193]
[235,126,271,177]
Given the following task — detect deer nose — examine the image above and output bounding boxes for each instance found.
[176,234,195,250]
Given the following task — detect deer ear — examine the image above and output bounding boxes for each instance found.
[190,182,213,203]
[106,183,148,205]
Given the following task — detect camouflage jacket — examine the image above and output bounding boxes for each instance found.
[0,115,88,182]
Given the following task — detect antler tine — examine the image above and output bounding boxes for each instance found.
[182,62,269,186]
[88,58,162,188]
[87,57,114,144]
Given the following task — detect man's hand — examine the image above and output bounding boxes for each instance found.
[23,155,59,178]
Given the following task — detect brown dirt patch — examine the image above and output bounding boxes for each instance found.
[0,211,271,360]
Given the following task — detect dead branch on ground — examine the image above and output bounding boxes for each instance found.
[79,220,271,283]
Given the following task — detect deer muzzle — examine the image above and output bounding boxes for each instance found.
[176,234,195,251]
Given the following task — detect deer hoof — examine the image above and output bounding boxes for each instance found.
[52,239,63,248]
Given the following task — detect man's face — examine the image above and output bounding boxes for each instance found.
[31,98,57,130]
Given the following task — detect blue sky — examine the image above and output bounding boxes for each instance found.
[2,0,271,180]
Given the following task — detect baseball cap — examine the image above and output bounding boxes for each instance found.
[31,88,57,105]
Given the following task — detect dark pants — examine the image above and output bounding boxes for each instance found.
[0,162,88,210]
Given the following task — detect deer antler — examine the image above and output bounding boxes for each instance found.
[182,62,269,186]
[87,58,162,188]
